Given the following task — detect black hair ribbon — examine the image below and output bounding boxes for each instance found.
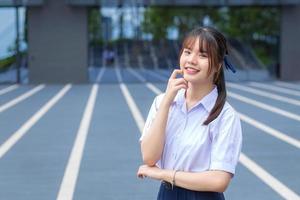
[224,55,236,73]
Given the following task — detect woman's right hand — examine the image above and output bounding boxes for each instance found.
[163,69,188,106]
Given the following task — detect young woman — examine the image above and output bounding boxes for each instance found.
[137,26,242,200]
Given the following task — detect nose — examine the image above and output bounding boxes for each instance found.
[187,53,197,65]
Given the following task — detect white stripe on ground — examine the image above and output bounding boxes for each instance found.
[127,68,146,82]
[238,112,300,149]
[115,66,123,83]
[135,83,300,199]
[274,81,300,90]
[240,154,300,200]
[228,92,300,122]
[0,84,45,113]
[227,82,300,106]
[120,83,145,133]
[0,84,71,159]
[96,67,106,83]
[0,84,19,96]
[146,83,162,95]
[57,84,98,200]
[249,82,300,97]
[126,68,164,95]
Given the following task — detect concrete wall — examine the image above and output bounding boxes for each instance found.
[28,0,88,83]
[280,6,300,80]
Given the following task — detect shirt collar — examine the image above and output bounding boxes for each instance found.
[173,86,218,113]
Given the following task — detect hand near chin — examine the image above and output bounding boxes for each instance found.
[137,164,163,180]
[164,69,188,105]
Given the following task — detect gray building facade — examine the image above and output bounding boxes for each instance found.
[27,0,88,83]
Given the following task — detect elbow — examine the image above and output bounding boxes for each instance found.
[215,185,227,193]
[214,178,230,193]
[141,143,160,166]
[142,155,157,167]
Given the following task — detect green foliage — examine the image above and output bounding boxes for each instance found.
[142,6,209,40]
[142,6,280,67]
[212,7,280,42]
[0,55,16,72]
[88,8,102,46]
[210,7,280,66]
[142,7,173,40]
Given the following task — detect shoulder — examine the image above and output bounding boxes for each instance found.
[211,101,240,127]
[209,101,242,139]
[222,102,239,119]
[154,93,165,109]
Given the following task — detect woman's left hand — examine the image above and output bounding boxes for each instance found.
[137,164,163,180]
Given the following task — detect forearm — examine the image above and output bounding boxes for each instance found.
[161,170,231,193]
[141,100,171,166]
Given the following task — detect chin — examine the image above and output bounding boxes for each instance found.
[184,75,211,86]
[184,74,201,82]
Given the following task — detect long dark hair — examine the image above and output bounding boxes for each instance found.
[179,26,228,125]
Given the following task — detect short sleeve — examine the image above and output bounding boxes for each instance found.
[209,108,242,175]
[139,94,164,141]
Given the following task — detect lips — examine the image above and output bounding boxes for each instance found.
[184,67,200,74]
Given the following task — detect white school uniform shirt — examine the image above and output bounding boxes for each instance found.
[140,86,242,175]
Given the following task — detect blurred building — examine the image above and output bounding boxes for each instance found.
[1,0,300,83]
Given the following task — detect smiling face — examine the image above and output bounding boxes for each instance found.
[179,28,225,86]
[179,37,215,85]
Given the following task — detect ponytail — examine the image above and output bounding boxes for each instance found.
[203,68,226,125]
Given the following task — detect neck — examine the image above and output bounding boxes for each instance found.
[185,81,215,104]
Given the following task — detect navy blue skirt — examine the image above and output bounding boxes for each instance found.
[157,181,225,200]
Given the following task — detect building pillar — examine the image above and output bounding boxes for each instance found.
[280,6,300,81]
[27,0,88,83]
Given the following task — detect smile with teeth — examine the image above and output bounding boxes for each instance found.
[184,66,200,74]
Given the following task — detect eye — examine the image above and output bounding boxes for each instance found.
[199,53,208,58]
[183,49,191,55]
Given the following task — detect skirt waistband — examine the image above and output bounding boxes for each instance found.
[158,181,225,200]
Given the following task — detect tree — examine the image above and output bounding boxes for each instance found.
[88,8,102,45]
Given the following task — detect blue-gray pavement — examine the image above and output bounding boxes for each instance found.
[0,85,35,106]
[0,69,299,199]
[156,69,172,77]
[92,67,171,84]
[0,85,91,200]
[0,85,11,90]
[226,164,283,200]
[271,81,300,91]
[228,86,300,115]
[98,67,118,83]
[228,96,300,140]
[0,86,61,145]
[74,84,158,200]
[142,69,168,82]
[246,83,300,100]
[89,67,100,83]
[240,122,300,194]
[121,68,142,82]
[126,84,158,117]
